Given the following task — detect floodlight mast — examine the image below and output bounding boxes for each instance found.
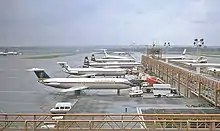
[164,41,171,54]
[193,38,204,58]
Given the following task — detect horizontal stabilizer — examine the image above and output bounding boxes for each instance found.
[27,68,45,71]
[57,62,67,64]
[60,86,89,93]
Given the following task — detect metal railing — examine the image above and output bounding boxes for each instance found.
[1,113,220,130]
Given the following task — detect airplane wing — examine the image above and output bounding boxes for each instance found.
[79,73,97,77]
[103,66,121,68]
[60,86,89,93]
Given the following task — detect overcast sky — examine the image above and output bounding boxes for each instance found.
[0,0,219,46]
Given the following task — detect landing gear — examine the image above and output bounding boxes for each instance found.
[75,90,81,95]
[117,89,120,95]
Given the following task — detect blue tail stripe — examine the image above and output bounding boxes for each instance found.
[34,71,50,79]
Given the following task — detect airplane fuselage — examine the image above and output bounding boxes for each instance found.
[41,78,134,89]
[7,52,19,55]
[0,52,7,56]
[66,68,127,76]
[87,62,142,68]
[94,58,135,63]
[105,55,130,59]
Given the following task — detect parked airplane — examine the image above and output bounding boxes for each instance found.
[0,52,7,56]
[57,62,127,77]
[0,49,21,56]
[90,54,135,63]
[169,56,207,63]
[84,56,142,69]
[161,49,187,60]
[185,63,220,67]
[102,49,132,59]
[206,67,220,75]
[28,68,135,93]
[7,51,20,55]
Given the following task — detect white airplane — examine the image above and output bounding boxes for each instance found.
[169,56,208,63]
[0,52,7,56]
[28,68,135,93]
[90,54,136,63]
[185,63,220,67]
[7,51,20,55]
[102,49,132,59]
[161,49,187,60]
[0,49,21,55]
[57,62,127,77]
[207,67,220,73]
[183,62,220,74]
[84,56,142,69]
[206,67,220,74]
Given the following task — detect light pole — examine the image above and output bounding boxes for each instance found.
[193,38,204,58]
[193,38,204,74]
[129,41,136,53]
[152,41,156,49]
[164,42,170,55]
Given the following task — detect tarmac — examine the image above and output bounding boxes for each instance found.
[68,89,212,114]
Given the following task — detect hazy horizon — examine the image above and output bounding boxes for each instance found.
[0,0,220,46]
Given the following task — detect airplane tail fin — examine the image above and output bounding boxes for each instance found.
[57,62,72,72]
[83,56,90,68]
[91,54,96,61]
[27,68,50,80]
[4,49,8,53]
[182,49,187,55]
[103,49,108,58]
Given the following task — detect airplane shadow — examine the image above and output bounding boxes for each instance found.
[47,90,88,102]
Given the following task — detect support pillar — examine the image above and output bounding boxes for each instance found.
[186,75,191,98]
[117,89,120,95]
[158,65,160,78]
[165,58,168,63]
[187,88,191,98]
[196,67,200,74]
[171,70,174,87]
[166,68,169,83]
[178,73,181,95]
[198,82,201,97]
[215,90,218,107]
